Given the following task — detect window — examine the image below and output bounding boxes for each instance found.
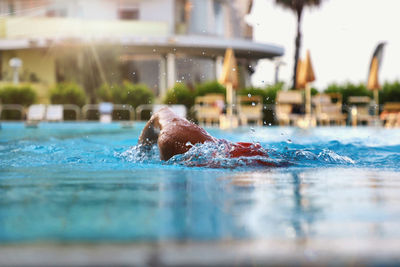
[118,8,139,20]
[45,8,67,17]
[175,0,192,34]
[213,0,225,36]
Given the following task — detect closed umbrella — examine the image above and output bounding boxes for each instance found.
[367,42,386,115]
[219,48,239,118]
[297,50,315,115]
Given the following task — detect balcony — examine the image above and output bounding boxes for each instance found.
[0,17,169,40]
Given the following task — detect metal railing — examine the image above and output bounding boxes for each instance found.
[136,104,154,121]
[62,104,81,120]
[0,104,25,120]
[82,104,135,121]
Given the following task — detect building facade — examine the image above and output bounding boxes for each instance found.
[0,0,283,101]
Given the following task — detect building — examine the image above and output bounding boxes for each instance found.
[0,0,283,101]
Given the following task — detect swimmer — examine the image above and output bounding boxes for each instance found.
[139,107,273,166]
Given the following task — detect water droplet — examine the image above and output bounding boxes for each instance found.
[185,142,193,147]
[286,139,292,144]
[247,93,252,98]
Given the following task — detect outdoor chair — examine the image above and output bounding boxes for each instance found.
[194,94,225,126]
[348,96,374,125]
[27,104,46,121]
[99,102,113,123]
[25,104,46,127]
[237,95,263,126]
[275,91,303,126]
[45,105,63,122]
[380,102,400,127]
[312,93,346,125]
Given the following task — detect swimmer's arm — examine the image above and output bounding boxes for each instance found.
[138,115,161,147]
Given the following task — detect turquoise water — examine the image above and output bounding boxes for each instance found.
[0,122,399,242]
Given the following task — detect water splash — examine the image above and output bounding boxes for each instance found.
[118,143,161,164]
[120,140,355,169]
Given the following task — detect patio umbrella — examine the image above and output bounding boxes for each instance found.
[297,50,315,115]
[367,42,386,115]
[295,59,304,89]
[219,48,239,117]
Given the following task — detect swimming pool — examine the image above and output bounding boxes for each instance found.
[1,122,400,263]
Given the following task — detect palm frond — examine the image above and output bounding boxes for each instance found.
[275,0,321,11]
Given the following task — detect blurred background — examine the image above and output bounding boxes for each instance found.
[0,0,399,125]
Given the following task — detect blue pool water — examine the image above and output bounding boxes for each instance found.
[0,122,399,243]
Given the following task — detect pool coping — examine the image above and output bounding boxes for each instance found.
[1,239,400,266]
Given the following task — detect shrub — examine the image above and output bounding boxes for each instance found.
[124,82,154,108]
[0,84,37,106]
[237,82,284,104]
[0,84,37,120]
[237,82,284,125]
[324,82,371,106]
[264,82,284,104]
[163,83,194,109]
[381,81,400,104]
[50,82,86,107]
[195,81,226,97]
[98,81,154,108]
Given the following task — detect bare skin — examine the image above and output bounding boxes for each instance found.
[139,107,216,160]
[138,107,271,165]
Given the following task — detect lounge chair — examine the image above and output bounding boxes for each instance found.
[26,104,46,127]
[348,96,374,125]
[45,105,63,122]
[237,95,263,126]
[275,91,303,126]
[380,102,400,127]
[194,94,225,126]
[312,93,346,125]
[99,102,113,123]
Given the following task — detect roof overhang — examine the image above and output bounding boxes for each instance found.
[0,35,284,60]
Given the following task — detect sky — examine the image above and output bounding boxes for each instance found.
[247,0,400,90]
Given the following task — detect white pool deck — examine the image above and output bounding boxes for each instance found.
[1,239,400,266]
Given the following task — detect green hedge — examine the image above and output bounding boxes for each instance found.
[0,84,37,120]
[324,82,372,106]
[98,81,154,108]
[381,81,400,104]
[163,82,194,109]
[0,84,37,106]
[50,82,87,107]
[98,81,155,120]
[237,82,284,124]
[194,81,226,96]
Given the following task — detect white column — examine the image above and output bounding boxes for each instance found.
[215,56,223,80]
[166,53,176,89]
[159,55,167,98]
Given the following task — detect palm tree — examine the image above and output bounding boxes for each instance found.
[275,0,323,89]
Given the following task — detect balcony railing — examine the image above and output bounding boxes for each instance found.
[0,17,169,39]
